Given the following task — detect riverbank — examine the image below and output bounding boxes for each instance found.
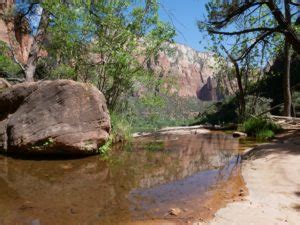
[197,129,300,225]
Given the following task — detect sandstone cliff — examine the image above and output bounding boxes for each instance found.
[148,43,228,101]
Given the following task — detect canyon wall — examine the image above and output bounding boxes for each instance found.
[148,43,230,101]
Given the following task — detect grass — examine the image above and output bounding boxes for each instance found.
[110,112,133,143]
[98,136,113,155]
[241,117,282,139]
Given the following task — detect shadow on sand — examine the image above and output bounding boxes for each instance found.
[242,130,300,160]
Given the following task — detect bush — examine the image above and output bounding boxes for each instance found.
[242,117,282,139]
[0,41,23,77]
[245,96,272,118]
[110,112,133,143]
[256,129,274,139]
[98,113,133,155]
[194,97,238,125]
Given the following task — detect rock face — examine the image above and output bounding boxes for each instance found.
[0,19,9,44]
[0,80,111,155]
[148,43,229,101]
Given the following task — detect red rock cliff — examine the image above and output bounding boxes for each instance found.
[148,43,229,101]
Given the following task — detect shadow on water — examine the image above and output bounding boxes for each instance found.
[0,132,257,225]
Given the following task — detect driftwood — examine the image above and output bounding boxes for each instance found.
[0,78,11,88]
[256,103,284,117]
[270,115,300,122]
[270,115,300,130]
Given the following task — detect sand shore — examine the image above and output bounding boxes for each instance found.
[197,130,300,225]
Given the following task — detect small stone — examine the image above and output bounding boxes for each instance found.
[70,208,78,214]
[168,208,181,216]
[31,219,40,225]
[232,132,247,138]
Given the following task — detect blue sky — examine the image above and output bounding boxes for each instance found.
[159,0,209,52]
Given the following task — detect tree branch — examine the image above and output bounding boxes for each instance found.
[8,46,26,72]
[6,77,25,83]
[208,26,281,35]
[209,1,266,29]
[289,0,300,7]
[236,31,274,61]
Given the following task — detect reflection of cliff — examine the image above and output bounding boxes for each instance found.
[0,133,239,225]
[130,133,239,189]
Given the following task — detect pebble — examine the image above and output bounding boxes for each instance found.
[168,208,181,216]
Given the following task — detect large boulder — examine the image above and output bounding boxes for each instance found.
[0,80,111,155]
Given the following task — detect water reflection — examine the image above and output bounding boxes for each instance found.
[0,132,249,225]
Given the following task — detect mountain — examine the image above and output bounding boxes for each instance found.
[147,43,230,101]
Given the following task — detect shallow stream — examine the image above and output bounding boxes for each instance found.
[0,132,258,225]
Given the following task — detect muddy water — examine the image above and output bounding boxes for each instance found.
[0,132,256,225]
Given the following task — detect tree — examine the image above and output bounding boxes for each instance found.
[0,1,49,82]
[283,0,292,116]
[200,0,300,117]
[42,0,175,110]
[202,0,300,54]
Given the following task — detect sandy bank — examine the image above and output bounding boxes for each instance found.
[196,130,300,225]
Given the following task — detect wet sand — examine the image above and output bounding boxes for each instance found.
[196,130,300,225]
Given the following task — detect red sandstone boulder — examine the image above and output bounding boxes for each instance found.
[0,80,111,155]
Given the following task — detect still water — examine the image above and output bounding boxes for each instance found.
[0,132,256,225]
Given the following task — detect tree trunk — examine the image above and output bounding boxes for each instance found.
[222,45,246,119]
[283,0,292,117]
[24,59,37,82]
[2,3,49,82]
[283,40,292,117]
[235,66,246,119]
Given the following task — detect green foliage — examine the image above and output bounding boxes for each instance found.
[256,129,275,140]
[294,91,300,117]
[242,117,282,139]
[249,52,300,115]
[98,136,113,155]
[98,112,134,155]
[121,94,208,133]
[43,0,175,110]
[195,97,238,125]
[110,112,133,143]
[244,96,272,118]
[0,41,22,77]
[50,64,75,79]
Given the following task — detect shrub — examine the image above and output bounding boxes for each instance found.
[110,112,133,143]
[98,113,133,155]
[242,117,282,139]
[98,136,113,155]
[256,129,274,139]
[245,96,272,118]
[194,97,238,125]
